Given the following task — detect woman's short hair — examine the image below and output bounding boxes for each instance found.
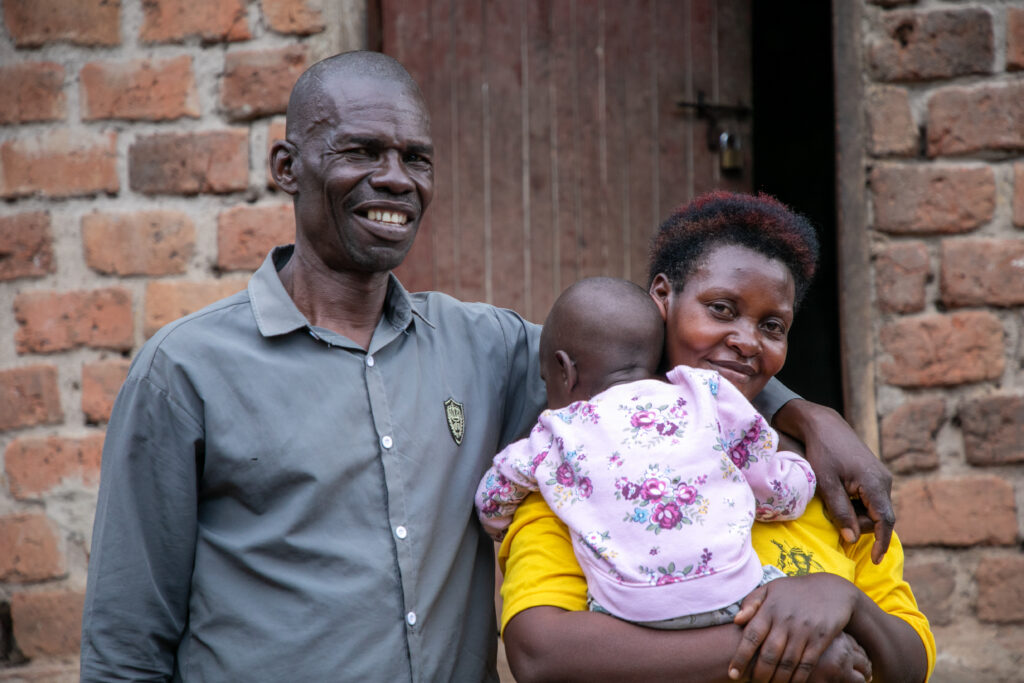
[647,191,820,308]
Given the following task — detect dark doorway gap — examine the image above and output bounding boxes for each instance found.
[752,3,843,412]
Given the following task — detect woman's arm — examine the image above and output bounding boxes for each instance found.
[771,398,895,564]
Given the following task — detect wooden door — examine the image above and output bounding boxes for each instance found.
[382,0,752,322]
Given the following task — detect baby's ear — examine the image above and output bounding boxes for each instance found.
[554,350,578,391]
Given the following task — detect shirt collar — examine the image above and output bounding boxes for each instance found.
[248,246,434,338]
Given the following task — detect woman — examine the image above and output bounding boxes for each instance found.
[499,192,934,683]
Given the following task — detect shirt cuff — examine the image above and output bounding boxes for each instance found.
[752,376,802,421]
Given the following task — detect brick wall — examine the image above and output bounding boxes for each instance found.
[863,1,1024,681]
[0,0,360,678]
[0,0,1022,681]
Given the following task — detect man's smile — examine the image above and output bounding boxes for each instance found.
[363,208,408,225]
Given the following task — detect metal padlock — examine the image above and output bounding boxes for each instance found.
[719,131,742,173]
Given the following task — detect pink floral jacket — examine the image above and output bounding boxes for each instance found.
[475,365,816,621]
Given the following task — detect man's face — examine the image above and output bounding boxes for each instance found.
[290,75,434,274]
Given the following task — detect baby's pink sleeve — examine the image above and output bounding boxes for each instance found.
[711,373,816,522]
[474,418,556,541]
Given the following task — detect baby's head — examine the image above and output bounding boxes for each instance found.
[540,277,665,410]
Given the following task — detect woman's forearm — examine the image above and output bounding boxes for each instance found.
[846,593,928,683]
[504,606,745,683]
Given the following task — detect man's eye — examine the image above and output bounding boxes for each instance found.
[344,148,374,158]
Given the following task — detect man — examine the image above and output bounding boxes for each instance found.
[81,52,892,681]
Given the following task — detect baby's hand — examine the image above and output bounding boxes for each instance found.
[728,574,858,683]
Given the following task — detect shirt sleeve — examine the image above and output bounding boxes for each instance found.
[751,375,802,420]
[492,309,547,449]
[497,492,589,635]
[848,532,936,680]
[705,370,816,522]
[475,422,554,541]
[80,372,202,681]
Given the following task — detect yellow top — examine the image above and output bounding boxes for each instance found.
[499,492,935,679]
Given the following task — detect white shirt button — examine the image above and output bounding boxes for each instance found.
[366,355,375,367]
[395,526,408,539]
[381,435,393,449]
[406,611,417,626]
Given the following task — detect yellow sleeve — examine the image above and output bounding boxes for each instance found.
[498,491,588,634]
[848,532,937,680]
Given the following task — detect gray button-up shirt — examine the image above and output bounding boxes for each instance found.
[81,246,797,682]
[81,246,547,682]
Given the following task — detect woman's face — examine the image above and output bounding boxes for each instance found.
[650,243,796,401]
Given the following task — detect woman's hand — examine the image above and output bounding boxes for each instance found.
[728,574,859,683]
[772,399,894,563]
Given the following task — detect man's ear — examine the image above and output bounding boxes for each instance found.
[649,273,673,322]
[270,140,299,195]
[554,350,578,392]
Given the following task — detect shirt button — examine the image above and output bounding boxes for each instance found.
[366,355,375,367]
[406,611,417,626]
[395,526,408,539]
[381,435,393,449]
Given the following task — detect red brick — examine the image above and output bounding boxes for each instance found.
[0,130,118,199]
[82,359,131,424]
[1015,163,1024,228]
[14,288,134,354]
[4,0,120,47]
[144,279,247,337]
[218,204,295,271]
[959,394,1024,467]
[879,312,1004,387]
[870,164,995,234]
[140,0,250,44]
[894,476,1017,546]
[927,82,1024,156]
[1008,8,1024,71]
[865,86,917,156]
[129,129,249,196]
[940,239,1024,307]
[879,398,943,474]
[866,8,994,82]
[0,212,55,282]
[0,514,65,582]
[262,0,325,35]
[221,46,308,121]
[0,365,63,432]
[903,561,955,626]
[4,435,104,499]
[0,62,66,124]
[82,210,195,276]
[267,117,287,189]
[81,55,199,122]
[10,590,84,658]
[976,556,1024,622]
[875,241,929,313]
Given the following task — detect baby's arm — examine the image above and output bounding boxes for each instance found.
[712,373,816,522]
[475,420,555,541]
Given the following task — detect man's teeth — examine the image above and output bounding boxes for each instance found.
[366,209,408,225]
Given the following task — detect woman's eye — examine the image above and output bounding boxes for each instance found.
[762,320,787,336]
[708,302,733,317]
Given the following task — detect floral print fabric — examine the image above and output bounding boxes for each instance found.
[475,365,816,621]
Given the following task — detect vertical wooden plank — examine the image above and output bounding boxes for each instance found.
[384,0,436,292]
[655,0,693,236]
[485,0,526,313]
[525,1,556,322]
[551,0,579,295]
[618,0,658,286]
[716,0,753,193]
[422,0,457,296]
[689,0,718,198]
[452,0,487,302]
[601,0,630,282]
[573,0,606,281]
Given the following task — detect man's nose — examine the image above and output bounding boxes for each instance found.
[369,150,415,194]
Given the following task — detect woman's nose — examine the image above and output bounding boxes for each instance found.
[726,324,761,357]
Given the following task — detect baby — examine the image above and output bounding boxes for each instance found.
[475,276,816,628]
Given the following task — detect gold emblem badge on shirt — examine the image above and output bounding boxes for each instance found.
[444,398,465,446]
